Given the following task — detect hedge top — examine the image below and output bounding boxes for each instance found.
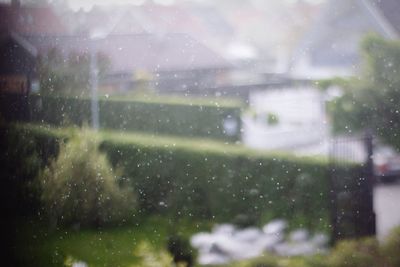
[20,123,329,166]
[33,93,244,109]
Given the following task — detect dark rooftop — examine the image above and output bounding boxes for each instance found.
[0,3,67,35]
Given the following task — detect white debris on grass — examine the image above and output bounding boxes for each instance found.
[72,261,88,267]
[191,219,329,265]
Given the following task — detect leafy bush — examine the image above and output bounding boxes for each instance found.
[318,227,400,267]
[311,226,400,267]
[326,238,381,267]
[135,241,173,267]
[38,128,136,227]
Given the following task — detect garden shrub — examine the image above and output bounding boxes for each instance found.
[38,128,136,228]
[135,241,173,267]
[326,238,381,267]
[319,227,400,267]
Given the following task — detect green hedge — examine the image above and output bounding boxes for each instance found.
[0,125,61,221]
[27,95,242,141]
[12,124,333,230]
[103,139,331,229]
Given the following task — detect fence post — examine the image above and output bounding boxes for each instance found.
[359,129,376,236]
[328,142,338,245]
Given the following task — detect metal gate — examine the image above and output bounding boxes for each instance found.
[328,131,376,243]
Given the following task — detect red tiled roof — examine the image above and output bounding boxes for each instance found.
[0,4,67,35]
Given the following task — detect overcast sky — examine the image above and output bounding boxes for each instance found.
[0,0,326,11]
[65,0,326,11]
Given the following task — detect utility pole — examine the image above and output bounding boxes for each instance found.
[90,43,99,130]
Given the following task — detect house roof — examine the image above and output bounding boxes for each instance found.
[290,0,400,77]
[0,3,67,35]
[0,32,37,57]
[0,32,37,75]
[111,4,207,36]
[25,33,231,73]
[63,3,236,63]
[69,3,234,39]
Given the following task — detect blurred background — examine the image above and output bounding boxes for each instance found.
[1,0,400,266]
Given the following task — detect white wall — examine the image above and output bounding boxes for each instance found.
[244,86,328,151]
[249,87,324,124]
[373,182,400,241]
[290,54,355,80]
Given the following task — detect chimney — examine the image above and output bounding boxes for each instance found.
[11,0,21,8]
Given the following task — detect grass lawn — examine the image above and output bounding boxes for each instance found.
[14,216,211,267]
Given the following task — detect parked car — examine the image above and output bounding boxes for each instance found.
[374,146,400,183]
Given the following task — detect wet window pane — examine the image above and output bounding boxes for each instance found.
[2,0,400,266]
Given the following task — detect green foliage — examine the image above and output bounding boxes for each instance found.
[38,128,136,227]
[104,138,330,228]
[21,124,330,230]
[323,227,400,267]
[28,94,242,141]
[110,93,242,108]
[267,112,279,125]
[314,77,351,91]
[326,238,381,267]
[329,35,400,150]
[226,256,280,267]
[380,226,400,267]
[0,124,54,218]
[135,241,173,267]
[220,254,313,267]
[14,216,206,267]
[0,124,62,266]
[231,226,400,267]
[38,48,110,97]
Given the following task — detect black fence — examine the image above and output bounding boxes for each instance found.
[328,132,376,243]
[0,93,31,122]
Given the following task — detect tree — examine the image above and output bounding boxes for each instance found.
[329,35,400,151]
[38,48,110,97]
